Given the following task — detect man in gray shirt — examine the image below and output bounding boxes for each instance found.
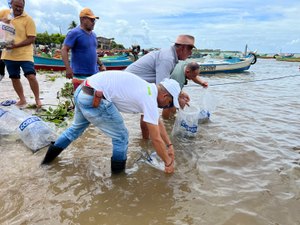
[125,34,195,138]
[126,34,195,84]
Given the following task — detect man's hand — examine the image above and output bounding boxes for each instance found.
[164,156,174,173]
[1,17,11,24]
[4,41,14,49]
[65,67,73,79]
[201,81,209,88]
[99,64,106,71]
[179,91,190,109]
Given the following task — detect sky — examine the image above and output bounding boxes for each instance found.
[1,0,300,53]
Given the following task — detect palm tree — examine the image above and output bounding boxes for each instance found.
[68,21,77,30]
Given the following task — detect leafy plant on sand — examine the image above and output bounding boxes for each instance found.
[35,82,75,127]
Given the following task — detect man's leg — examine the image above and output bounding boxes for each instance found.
[11,78,27,106]
[0,59,5,81]
[27,74,42,107]
[90,101,129,173]
[21,61,41,107]
[42,87,90,164]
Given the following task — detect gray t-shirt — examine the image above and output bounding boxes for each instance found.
[170,61,187,89]
[125,46,178,84]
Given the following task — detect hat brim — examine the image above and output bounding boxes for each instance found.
[172,98,180,108]
[81,15,99,19]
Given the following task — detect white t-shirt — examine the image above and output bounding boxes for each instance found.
[87,71,160,125]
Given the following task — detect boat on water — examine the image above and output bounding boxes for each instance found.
[188,53,257,74]
[33,55,133,71]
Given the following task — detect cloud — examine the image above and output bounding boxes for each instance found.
[4,0,300,52]
[289,39,300,45]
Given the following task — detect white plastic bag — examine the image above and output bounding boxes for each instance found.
[0,21,15,49]
[0,107,28,135]
[197,89,218,123]
[18,116,57,152]
[172,105,200,138]
[137,151,165,171]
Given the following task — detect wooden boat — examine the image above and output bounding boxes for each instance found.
[188,53,257,74]
[33,55,133,71]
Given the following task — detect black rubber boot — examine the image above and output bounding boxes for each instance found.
[41,143,64,165]
[111,158,126,174]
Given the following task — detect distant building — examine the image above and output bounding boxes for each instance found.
[97,36,114,50]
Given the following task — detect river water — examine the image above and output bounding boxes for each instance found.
[0,59,300,225]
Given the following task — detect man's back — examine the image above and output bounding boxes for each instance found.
[87,71,159,124]
[125,46,178,84]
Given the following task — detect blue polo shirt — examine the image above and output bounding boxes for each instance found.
[63,26,99,76]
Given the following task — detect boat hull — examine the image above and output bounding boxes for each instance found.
[190,54,256,74]
[33,55,132,71]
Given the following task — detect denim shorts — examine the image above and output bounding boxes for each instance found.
[4,60,36,79]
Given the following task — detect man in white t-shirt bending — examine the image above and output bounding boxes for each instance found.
[41,71,182,174]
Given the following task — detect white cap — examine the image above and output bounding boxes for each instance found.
[160,78,181,108]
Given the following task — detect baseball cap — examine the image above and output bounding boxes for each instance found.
[160,78,181,108]
[79,8,99,19]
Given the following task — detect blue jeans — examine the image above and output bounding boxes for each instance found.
[54,85,129,161]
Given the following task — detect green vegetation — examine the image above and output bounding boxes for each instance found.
[68,21,77,30]
[110,40,125,50]
[35,32,65,46]
[276,57,300,62]
[35,30,125,50]
[35,82,75,127]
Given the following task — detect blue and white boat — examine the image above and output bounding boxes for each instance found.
[33,55,133,71]
[189,53,257,74]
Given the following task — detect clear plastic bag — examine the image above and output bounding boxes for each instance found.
[18,116,57,152]
[0,107,28,135]
[0,21,15,49]
[197,89,218,123]
[172,105,200,138]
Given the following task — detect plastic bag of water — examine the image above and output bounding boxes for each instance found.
[198,109,210,124]
[137,151,165,171]
[197,89,217,123]
[0,107,28,135]
[18,116,57,152]
[172,105,200,138]
[0,21,15,49]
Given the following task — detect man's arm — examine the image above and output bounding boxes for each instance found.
[61,45,73,79]
[158,119,175,160]
[97,56,106,71]
[147,122,174,173]
[6,36,35,49]
[191,76,208,88]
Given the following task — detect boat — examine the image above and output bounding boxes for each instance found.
[33,55,133,71]
[188,53,257,74]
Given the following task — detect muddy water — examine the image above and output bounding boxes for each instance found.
[0,59,300,225]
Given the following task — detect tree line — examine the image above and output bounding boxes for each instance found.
[35,21,125,49]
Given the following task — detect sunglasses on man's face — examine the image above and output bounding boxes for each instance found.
[84,17,96,23]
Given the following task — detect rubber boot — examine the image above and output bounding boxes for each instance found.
[111,158,126,174]
[41,143,64,165]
